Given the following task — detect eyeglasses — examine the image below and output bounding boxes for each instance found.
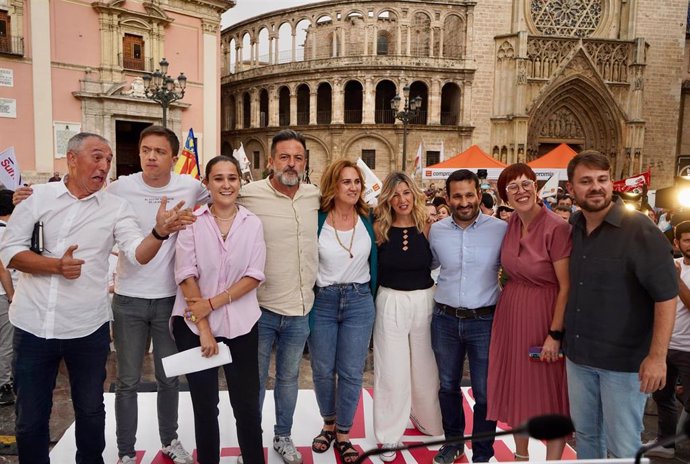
[505,180,535,194]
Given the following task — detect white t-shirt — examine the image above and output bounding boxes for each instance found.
[671,258,690,352]
[107,172,209,298]
[316,218,371,287]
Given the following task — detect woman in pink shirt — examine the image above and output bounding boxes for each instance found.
[171,155,266,464]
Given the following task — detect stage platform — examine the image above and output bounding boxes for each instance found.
[51,387,576,463]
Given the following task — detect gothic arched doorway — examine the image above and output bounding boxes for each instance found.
[528,76,624,176]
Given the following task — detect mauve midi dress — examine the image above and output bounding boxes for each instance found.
[487,206,571,427]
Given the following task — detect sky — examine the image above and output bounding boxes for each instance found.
[221,0,322,29]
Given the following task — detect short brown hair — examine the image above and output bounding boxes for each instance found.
[319,159,369,216]
[567,150,610,182]
[496,163,537,203]
[139,125,180,156]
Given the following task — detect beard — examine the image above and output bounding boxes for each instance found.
[274,167,302,187]
[576,192,612,213]
[452,204,479,223]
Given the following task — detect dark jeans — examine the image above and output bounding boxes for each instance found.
[653,348,690,444]
[13,323,110,464]
[172,317,264,464]
[431,305,495,462]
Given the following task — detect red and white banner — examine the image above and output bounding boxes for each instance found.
[0,146,20,190]
[613,169,650,193]
[52,388,576,463]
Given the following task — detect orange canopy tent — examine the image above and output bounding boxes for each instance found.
[527,143,577,180]
[423,145,507,180]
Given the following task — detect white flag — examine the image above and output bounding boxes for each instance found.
[356,158,383,206]
[0,146,20,190]
[539,172,559,199]
[233,143,252,176]
[413,143,423,176]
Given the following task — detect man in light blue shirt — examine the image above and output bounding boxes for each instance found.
[429,169,507,464]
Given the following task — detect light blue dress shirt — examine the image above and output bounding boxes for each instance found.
[429,212,507,309]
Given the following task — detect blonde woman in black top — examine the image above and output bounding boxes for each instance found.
[373,172,444,462]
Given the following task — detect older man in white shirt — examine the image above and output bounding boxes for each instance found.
[0,133,188,464]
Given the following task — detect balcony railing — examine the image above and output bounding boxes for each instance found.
[344,109,362,124]
[317,110,331,125]
[279,113,290,127]
[441,112,459,126]
[375,109,396,124]
[118,53,154,72]
[297,111,310,125]
[0,36,24,57]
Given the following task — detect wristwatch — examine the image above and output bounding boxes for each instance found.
[548,329,564,340]
[151,227,170,241]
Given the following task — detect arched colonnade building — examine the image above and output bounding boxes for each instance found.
[220,0,688,187]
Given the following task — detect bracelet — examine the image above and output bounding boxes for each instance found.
[224,288,232,304]
[208,298,215,311]
[151,227,169,241]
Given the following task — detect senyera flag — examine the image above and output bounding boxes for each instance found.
[174,129,200,179]
[613,168,650,194]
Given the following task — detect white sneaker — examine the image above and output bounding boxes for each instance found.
[162,439,194,464]
[380,443,398,462]
[117,457,137,464]
[273,436,303,464]
[643,440,675,459]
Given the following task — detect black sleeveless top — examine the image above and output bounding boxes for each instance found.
[377,226,434,291]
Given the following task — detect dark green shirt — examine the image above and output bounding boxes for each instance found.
[564,197,678,372]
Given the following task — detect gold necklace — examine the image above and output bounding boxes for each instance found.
[331,210,356,259]
[210,205,237,222]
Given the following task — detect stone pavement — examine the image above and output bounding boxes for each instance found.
[0,351,681,463]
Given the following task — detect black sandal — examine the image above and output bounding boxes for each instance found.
[336,439,360,464]
[312,428,336,453]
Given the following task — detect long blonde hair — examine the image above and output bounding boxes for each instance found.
[319,159,370,217]
[374,172,428,244]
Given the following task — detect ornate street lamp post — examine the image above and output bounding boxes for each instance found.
[142,58,187,128]
[391,84,422,172]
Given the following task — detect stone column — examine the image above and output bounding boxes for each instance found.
[363,77,374,124]
[332,79,344,124]
[429,79,441,125]
[310,90,317,125]
[268,86,278,127]
[290,91,297,126]
[251,88,260,128]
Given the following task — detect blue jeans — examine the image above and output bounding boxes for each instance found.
[258,307,310,437]
[13,323,110,464]
[431,305,495,462]
[566,358,648,459]
[308,283,375,431]
[112,294,179,457]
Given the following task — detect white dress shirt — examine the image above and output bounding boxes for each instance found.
[0,182,146,339]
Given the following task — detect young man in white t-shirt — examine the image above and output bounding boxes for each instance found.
[646,220,690,458]
[108,126,208,464]
[0,189,15,406]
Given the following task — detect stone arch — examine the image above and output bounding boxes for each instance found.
[442,14,464,58]
[317,82,332,124]
[257,27,270,65]
[410,10,431,57]
[527,75,625,173]
[375,79,397,123]
[344,80,364,124]
[377,29,393,55]
[341,133,397,177]
[303,135,331,184]
[409,80,429,125]
[243,137,268,177]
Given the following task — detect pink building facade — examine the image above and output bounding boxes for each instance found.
[0,0,233,183]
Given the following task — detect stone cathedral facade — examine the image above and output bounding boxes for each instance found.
[220,0,688,188]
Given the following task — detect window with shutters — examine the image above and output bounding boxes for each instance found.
[362,149,376,169]
[123,34,145,71]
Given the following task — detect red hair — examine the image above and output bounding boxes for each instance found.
[496,163,537,203]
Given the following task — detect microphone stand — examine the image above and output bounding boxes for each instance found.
[353,425,527,464]
[634,421,690,464]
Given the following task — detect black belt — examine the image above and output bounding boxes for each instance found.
[436,303,495,319]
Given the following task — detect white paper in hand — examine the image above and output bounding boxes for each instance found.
[162,343,232,377]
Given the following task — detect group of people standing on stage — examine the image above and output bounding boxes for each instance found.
[0,126,681,464]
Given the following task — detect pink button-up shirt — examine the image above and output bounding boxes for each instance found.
[172,204,266,339]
